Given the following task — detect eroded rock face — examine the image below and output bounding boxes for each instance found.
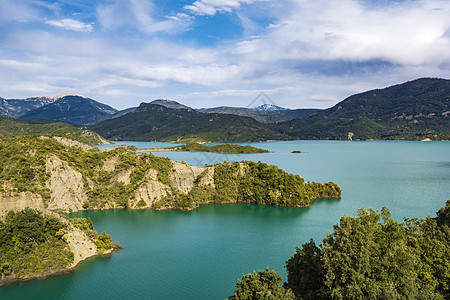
[0,192,45,218]
[51,136,94,152]
[65,225,99,267]
[197,166,215,187]
[169,162,204,194]
[103,157,120,172]
[133,180,169,208]
[3,150,218,214]
[113,168,132,185]
[46,155,87,212]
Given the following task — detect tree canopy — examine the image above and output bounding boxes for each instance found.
[286,200,450,299]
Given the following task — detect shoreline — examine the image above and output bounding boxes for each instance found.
[0,245,116,287]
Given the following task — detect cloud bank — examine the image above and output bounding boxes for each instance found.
[0,0,449,109]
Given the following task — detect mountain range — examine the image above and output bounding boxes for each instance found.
[0,92,119,125]
[197,106,318,123]
[1,77,449,141]
[275,78,450,140]
[88,102,287,142]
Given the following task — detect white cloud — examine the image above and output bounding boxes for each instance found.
[236,0,450,67]
[45,19,93,32]
[0,0,40,23]
[184,0,269,16]
[97,0,192,34]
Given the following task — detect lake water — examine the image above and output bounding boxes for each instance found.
[1,141,449,299]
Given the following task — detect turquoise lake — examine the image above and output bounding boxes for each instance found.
[1,140,449,299]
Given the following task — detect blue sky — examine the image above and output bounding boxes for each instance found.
[1,0,449,110]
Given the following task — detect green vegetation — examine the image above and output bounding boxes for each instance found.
[69,218,113,252]
[0,208,73,281]
[0,116,108,145]
[88,103,288,142]
[0,209,115,285]
[153,161,341,210]
[0,136,339,211]
[230,200,450,299]
[274,78,450,141]
[162,143,270,153]
[198,106,319,124]
[0,135,173,209]
[229,268,295,300]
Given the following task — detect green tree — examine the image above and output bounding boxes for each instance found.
[285,202,450,299]
[229,268,295,300]
[286,239,327,299]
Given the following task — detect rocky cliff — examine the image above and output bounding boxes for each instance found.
[0,136,341,214]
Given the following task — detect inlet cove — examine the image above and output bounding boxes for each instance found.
[1,140,449,299]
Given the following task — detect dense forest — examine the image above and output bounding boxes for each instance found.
[0,208,113,284]
[0,116,108,145]
[229,200,450,299]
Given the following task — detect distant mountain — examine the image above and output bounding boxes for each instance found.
[149,99,190,110]
[274,78,450,140]
[252,104,288,111]
[0,92,89,119]
[198,106,318,123]
[0,95,56,118]
[0,116,109,145]
[110,107,137,119]
[20,95,118,125]
[89,103,287,142]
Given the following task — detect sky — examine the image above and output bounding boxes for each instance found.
[0,0,449,110]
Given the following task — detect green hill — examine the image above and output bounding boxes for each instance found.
[198,106,319,123]
[0,116,109,145]
[89,103,288,142]
[275,78,450,140]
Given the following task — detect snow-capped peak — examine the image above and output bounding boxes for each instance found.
[41,91,85,101]
[252,104,288,111]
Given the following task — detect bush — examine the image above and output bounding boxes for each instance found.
[229,268,295,300]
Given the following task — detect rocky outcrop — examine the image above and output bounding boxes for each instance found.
[133,180,169,208]
[197,166,215,187]
[46,155,88,212]
[65,225,99,267]
[51,136,94,151]
[113,168,132,185]
[0,191,45,218]
[169,161,204,193]
[102,156,120,171]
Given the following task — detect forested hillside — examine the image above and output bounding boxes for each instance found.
[0,116,109,145]
[89,103,288,142]
[274,78,450,140]
[0,135,340,213]
[229,200,450,299]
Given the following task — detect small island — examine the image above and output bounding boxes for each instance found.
[291,150,302,153]
[149,143,270,154]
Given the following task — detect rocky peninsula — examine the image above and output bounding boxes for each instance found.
[0,135,341,284]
